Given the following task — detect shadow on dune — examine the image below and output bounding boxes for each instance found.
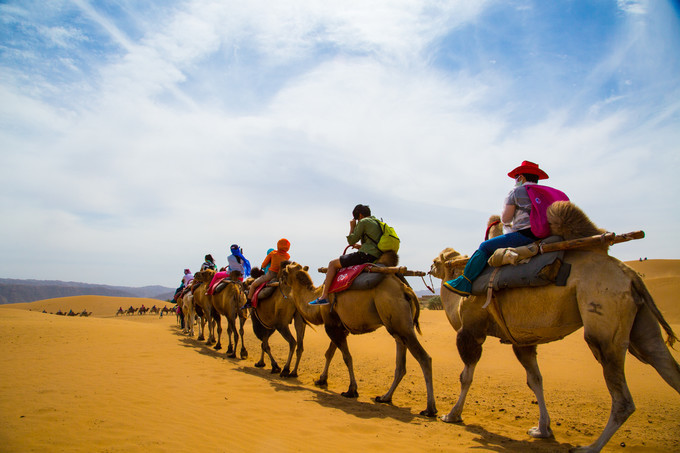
[170,325,579,451]
[460,424,573,452]
[234,364,421,423]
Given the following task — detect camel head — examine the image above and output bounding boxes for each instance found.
[278,262,313,297]
[193,269,215,282]
[250,267,265,279]
[430,248,468,281]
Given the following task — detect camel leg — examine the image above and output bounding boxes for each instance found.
[197,315,205,341]
[226,317,238,358]
[315,341,338,387]
[276,325,297,378]
[403,333,437,417]
[288,313,306,377]
[573,331,635,452]
[258,333,281,374]
[324,323,357,398]
[238,313,248,359]
[442,329,483,423]
[374,337,407,404]
[628,306,680,392]
[512,345,552,438]
[214,314,222,350]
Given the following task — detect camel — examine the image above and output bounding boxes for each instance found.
[278,253,437,417]
[149,305,159,314]
[116,307,125,316]
[210,273,248,359]
[138,306,149,315]
[429,201,680,452]
[125,306,137,316]
[181,292,195,336]
[247,267,307,377]
[191,270,218,345]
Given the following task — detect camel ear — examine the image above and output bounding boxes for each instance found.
[303,266,309,272]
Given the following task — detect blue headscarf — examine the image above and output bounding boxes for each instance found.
[230,244,251,277]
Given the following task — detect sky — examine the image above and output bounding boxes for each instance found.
[1,0,679,292]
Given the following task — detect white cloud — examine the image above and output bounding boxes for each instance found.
[0,0,678,289]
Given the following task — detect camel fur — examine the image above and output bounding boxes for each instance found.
[210,273,248,359]
[430,201,680,452]
[279,251,437,417]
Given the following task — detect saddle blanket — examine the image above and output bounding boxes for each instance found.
[329,264,372,293]
[470,249,570,295]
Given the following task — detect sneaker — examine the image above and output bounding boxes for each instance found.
[308,297,329,306]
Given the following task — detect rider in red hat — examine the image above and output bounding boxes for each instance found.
[444,161,558,296]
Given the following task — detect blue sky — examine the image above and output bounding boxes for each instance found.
[1,0,679,291]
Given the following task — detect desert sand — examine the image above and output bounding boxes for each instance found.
[1,260,679,452]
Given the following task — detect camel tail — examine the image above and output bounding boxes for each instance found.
[403,285,422,335]
[625,264,679,348]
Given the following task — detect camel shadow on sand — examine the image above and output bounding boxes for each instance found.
[171,327,575,451]
[460,424,573,453]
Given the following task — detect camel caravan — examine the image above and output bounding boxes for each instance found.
[170,170,679,452]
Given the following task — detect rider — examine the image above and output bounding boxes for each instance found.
[309,204,382,305]
[201,254,217,271]
[244,238,291,308]
[443,160,554,296]
[227,244,251,280]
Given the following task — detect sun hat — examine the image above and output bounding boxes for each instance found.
[507,160,549,180]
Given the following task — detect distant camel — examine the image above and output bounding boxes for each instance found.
[429,201,680,452]
[138,306,149,315]
[116,307,125,316]
[279,253,437,417]
[125,306,137,316]
[79,310,92,317]
[149,305,159,314]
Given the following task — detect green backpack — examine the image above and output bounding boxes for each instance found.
[372,218,400,253]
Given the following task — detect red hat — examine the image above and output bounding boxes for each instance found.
[507,160,549,180]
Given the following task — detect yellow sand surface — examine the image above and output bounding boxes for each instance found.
[1,260,679,452]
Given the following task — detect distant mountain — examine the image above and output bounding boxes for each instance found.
[0,278,175,305]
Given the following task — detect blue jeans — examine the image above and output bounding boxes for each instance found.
[478,229,536,259]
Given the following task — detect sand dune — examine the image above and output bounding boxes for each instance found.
[1,260,678,452]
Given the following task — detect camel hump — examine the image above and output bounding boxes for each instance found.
[547,201,606,242]
[375,250,399,267]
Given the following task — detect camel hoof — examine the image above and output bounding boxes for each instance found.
[373,396,392,404]
[527,427,553,439]
[197,335,205,341]
[227,352,236,359]
[271,365,282,374]
[240,351,248,360]
[420,408,438,418]
[254,361,265,368]
[441,414,463,424]
[314,379,328,388]
[226,346,234,354]
[341,390,359,398]
[280,369,290,378]
[214,344,222,351]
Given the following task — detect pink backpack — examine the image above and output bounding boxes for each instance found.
[525,185,569,238]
